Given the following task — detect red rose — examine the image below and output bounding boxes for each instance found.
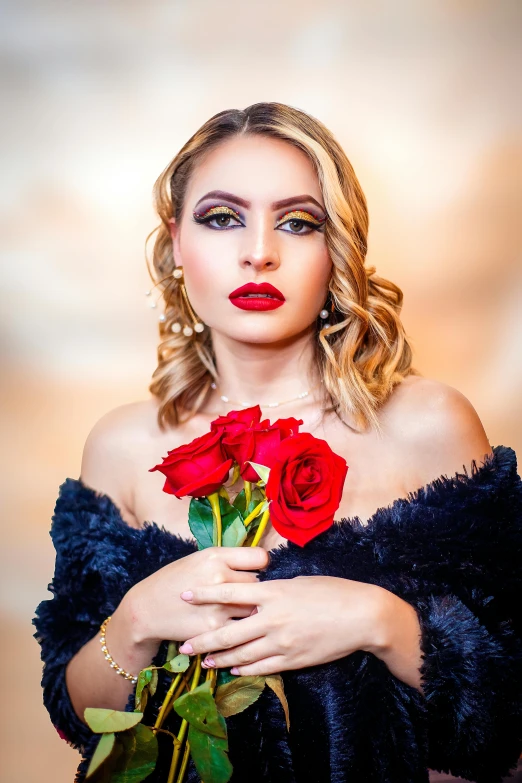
[210,406,262,438]
[265,433,348,547]
[149,430,233,499]
[223,417,303,483]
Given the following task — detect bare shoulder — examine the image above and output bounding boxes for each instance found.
[80,397,162,520]
[385,374,493,485]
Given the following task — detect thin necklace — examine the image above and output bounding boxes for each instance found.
[210,381,323,409]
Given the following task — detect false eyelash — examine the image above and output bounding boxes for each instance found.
[274,210,326,229]
[193,206,327,235]
[193,205,242,223]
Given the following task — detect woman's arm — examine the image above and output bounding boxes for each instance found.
[65,591,159,723]
[33,414,156,746]
[61,409,158,722]
[34,411,266,750]
[365,385,494,694]
[361,591,425,693]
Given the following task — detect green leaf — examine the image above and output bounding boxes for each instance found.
[173,680,227,738]
[218,494,239,520]
[134,668,153,711]
[84,708,143,734]
[188,724,233,783]
[163,653,190,673]
[246,486,265,512]
[266,674,291,731]
[243,513,263,546]
[233,486,265,519]
[188,497,215,550]
[166,641,177,661]
[215,676,266,718]
[111,724,158,783]
[216,668,238,687]
[220,497,247,547]
[218,486,230,501]
[232,489,246,515]
[222,515,247,547]
[149,668,159,698]
[86,732,116,778]
[246,462,270,484]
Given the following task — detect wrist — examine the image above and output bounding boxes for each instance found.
[359,585,397,657]
[111,592,159,669]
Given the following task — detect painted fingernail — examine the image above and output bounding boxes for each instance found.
[204,657,215,668]
[179,642,193,654]
[180,590,193,601]
[230,667,240,675]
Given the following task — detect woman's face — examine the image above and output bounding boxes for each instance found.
[169,134,332,345]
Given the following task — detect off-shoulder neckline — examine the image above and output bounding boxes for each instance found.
[59,446,517,550]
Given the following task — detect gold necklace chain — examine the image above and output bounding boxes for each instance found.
[210,381,323,409]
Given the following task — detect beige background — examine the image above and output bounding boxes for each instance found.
[1,1,521,780]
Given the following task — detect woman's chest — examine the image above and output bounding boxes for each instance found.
[129,427,416,550]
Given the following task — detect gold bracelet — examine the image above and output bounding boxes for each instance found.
[99,615,138,685]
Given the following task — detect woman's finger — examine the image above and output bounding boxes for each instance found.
[223,570,261,585]
[201,638,271,670]
[216,546,270,571]
[179,612,265,655]
[181,582,265,606]
[228,655,287,677]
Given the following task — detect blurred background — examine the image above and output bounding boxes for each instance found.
[1,0,521,780]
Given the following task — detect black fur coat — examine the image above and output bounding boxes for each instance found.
[33,445,522,783]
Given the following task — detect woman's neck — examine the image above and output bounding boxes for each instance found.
[202,327,323,413]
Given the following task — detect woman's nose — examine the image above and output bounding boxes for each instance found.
[238,217,281,272]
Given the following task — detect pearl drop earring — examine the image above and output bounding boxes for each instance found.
[145,267,206,337]
[170,267,205,336]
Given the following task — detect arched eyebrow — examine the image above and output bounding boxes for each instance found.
[193,190,325,212]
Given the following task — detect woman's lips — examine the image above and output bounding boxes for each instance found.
[229,282,285,311]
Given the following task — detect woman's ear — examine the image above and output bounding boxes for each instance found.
[169,218,181,265]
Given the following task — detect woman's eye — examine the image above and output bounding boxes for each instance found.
[275,211,326,235]
[192,206,326,234]
[206,213,242,230]
[192,206,242,231]
[277,217,313,235]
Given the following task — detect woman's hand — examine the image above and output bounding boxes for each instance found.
[177,575,389,676]
[116,546,270,660]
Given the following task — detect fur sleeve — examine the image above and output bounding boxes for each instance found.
[259,445,522,781]
[412,447,522,781]
[32,478,197,753]
[414,590,522,782]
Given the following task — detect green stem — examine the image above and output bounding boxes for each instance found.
[250,508,270,547]
[205,664,217,695]
[154,661,196,731]
[208,492,222,547]
[159,671,193,725]
[244,480,252,509]
[168,655,202,783]
[154,671,183,730]
[242,499,265,528]
[167,721,189,783]
[175,739,191,783]
[154,728,179,741]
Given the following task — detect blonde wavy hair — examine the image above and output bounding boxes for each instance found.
[147,102,419,433]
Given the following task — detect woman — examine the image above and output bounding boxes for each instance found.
[33,103,522,782]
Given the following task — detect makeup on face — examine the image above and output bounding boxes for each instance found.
[229,282,285,311]
[191,191,327,236]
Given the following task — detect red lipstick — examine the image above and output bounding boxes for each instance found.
[229,282,285,311]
